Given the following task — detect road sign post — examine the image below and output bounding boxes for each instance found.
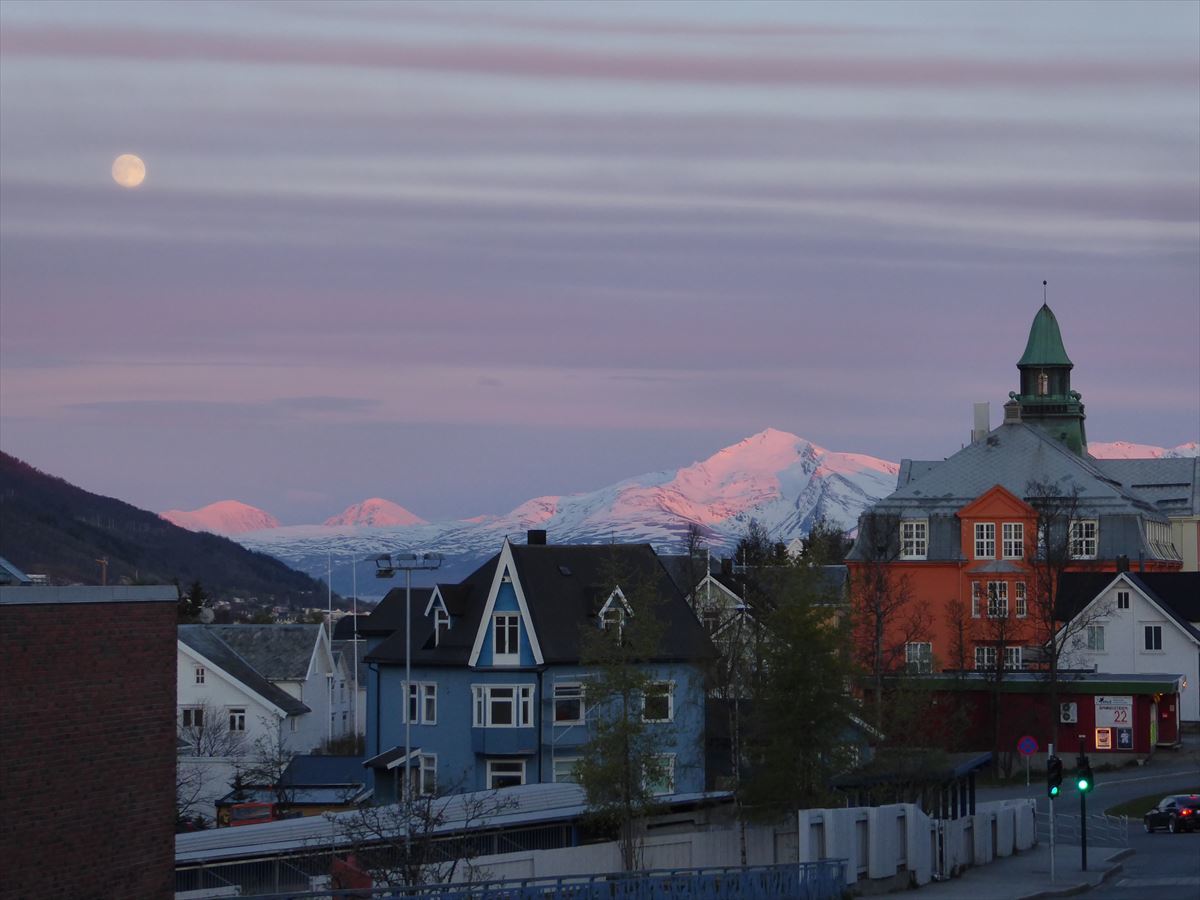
[1018,735,1038,788]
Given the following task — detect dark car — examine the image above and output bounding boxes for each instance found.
[1143,794,1200,833]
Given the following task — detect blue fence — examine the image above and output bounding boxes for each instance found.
[234,861,846,900]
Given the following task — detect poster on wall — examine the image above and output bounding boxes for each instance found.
[1095,695,1133,728]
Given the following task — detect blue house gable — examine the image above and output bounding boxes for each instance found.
[363,534,716,801]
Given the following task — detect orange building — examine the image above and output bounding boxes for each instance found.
[847,304,1185,675]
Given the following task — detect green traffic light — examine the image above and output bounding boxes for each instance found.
[1077,778,1089,791]
[1049,785,1060,797]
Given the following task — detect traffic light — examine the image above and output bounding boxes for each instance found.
[1075,759,1094,793]
[1046,755,1063,798]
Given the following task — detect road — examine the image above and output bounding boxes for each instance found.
[979,751,1200,898]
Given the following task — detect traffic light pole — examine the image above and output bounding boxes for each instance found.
[1079,749,1088,872]
[1048,742,1055,884]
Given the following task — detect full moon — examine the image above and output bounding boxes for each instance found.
[111,154,146,188]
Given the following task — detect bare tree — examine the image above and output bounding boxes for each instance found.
[178,701,246,757]
[851,512,928,731]
[175,762,209,831]
[329,785,515,887]
[240,718,297,806]
[971,581,1022,776]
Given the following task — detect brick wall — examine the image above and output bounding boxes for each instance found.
[0,597,177,900]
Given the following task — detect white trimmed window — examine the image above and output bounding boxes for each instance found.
[472,684,534,727]
[1086,625,1105,652]
[645,754,676,796]
[971,582,982,618]
[1143,625,1163,652]
[974,646,997,670]
[434,607,450,645]
[493,613,520,664]
[1116,591,1130,610]
[487,759,526,789]
[900,520,928,559]
[986,581,1008,618]
[552,757,581,784]
[228,708,246,732]
[404,682,437,725]
[1004,647,1023,670]
[1002,523,1024,559]
[416,754,437,796]
[974,523,996,559]
[905,642,932,674]
[194,666,205,685]
[1015,582,1027,618]
[642,682,673,723]
[553,683,585,725]
[181,707,204,729]
[1069,520,1098,559]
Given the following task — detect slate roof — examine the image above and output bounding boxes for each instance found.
[1057,572,1200,642]
[366,543,716,667]
[332,639,368,688]
[178,626,310,716]
[1090,457,1200,516]
[658,554,721,597]
[332,614,366,641]
[198,624,321,681]
[359,586,435,637]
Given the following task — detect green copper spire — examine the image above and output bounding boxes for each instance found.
[1018,303,1073,367]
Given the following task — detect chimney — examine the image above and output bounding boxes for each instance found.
[527,529,547,545]
[1003,397,1021,423]
[1116,555,1129,573]
[971,402,990,443]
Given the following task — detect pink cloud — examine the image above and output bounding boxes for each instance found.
[2,24,1194,88]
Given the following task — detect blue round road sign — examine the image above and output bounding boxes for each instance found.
[1017,735,1038,756]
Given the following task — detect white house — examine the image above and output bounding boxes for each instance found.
[177,624,351,755]
[1058,572,1200,724]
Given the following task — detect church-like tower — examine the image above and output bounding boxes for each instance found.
[1004,303,1088,454]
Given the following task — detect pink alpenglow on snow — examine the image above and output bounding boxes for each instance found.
[1088,440,1199,459]
[323,498,427,528]
[161,500,281,535]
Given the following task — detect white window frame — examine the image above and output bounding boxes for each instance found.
[472,684,534,727]
[986,581,1008,618]
[434,608,450,645]
[974,646,997,670]
[404,681,438,725]
[900,520,928,559]
[905,641,932,674]
[974,522,996,559]
[1002,523,1024,559]
[486,759,526,789]
[553,682,585,725]
[289,716,298,733]
[642,681,674,723]
[1003,646,1023,670]
[1116,590,1130,610]
[1069,519,1098,559]
[1015,582,1027,618]
[228,708,246,732]
[181,706,205,729]
[552,756,581,784]
[1143,624,1163,652]
[971,582,982,618]
[194,666,205,685]
[1086,624,1105,652]
[419,753,437,796]
[493,613,520,665]
[645,754,676,796]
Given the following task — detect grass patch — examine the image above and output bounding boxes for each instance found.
[1106,787,1200,818]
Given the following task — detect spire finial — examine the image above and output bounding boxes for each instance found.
[1043,279,1048,305]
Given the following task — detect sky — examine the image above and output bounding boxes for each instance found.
[1,0,1197,525]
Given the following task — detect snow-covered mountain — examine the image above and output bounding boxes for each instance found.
[161,500,281,535]
[324,498,427,528]
[1088,440,1198,459]
[235,429,900,595]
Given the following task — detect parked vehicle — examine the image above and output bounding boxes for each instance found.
[1143,795,1200,833]
[222,801,301,827]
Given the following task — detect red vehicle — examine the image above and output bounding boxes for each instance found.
[223,801,298,827]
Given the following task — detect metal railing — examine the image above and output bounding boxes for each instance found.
[189,861,846,900]
[1036,811,1129,848]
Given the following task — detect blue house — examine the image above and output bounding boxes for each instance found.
[362,532,715,801]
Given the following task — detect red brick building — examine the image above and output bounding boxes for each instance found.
[0,584,177,900]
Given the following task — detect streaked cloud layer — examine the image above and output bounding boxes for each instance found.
[1,0,1196,523]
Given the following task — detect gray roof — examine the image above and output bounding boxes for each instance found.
[1090,457,1200,516]
[882,424,1167,519]
[332,638,368,687]
[0,556,31,585]
[197,624,321,681]
[178,625,311,717]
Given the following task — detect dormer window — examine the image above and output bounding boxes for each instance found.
[434,608,450,646]
[900,520,927,559]
[597,588,632,637]
[493,613,520,665]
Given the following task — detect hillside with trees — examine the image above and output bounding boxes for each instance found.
[0,451,331,607]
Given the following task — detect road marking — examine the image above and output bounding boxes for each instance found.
[1115,877,1200,887]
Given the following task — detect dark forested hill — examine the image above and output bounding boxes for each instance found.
[0,452,330,605]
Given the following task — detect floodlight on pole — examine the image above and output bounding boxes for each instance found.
[373,552,443,820]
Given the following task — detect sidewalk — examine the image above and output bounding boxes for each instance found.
[914,842,1132,900]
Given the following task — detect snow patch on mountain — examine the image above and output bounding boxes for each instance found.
[324,498,427,527]
[161,500,281,535]
[1089,440,1199,459]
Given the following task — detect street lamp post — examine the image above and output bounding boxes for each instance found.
[374,552,443,817]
